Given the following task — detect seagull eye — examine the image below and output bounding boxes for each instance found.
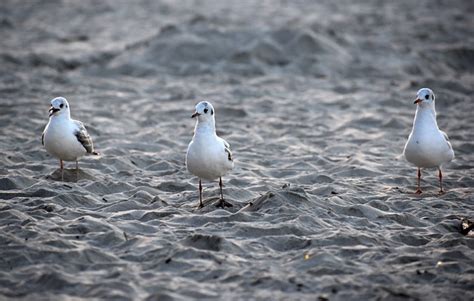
[204,108,208,114]
[60,104,64,108]
[424,94,429,100]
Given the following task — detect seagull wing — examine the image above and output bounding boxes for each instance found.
[41,131,44,146]
[440,130,453,150]
[74,120,97,154]
[222,139,233,161]
[440,130,450,141]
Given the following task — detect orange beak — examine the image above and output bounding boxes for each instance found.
[414,98,422,104]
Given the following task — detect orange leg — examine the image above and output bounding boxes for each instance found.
[219,177,224,200]
[76,160,79,181]
[438,168,444,194]
[198,179,203,208]
[215,177,232,208]
[60,159,64,181]
[415,168,422,194]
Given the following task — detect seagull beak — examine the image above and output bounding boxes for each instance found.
[414,98,422,104]
[49,106,60,117]
[191,112,200,118]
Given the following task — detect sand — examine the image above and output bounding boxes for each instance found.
[0,0,473,300]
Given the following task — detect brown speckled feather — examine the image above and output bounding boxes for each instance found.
[74,121,97,154]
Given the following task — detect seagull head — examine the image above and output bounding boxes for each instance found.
[49,97,70,118]
[191,101,215,122]
[414,88,435,106]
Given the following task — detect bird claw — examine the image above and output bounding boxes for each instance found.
[415,189,422,195]
[215,199,233,208]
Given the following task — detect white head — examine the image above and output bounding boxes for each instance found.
[414,88,435,107]
[49,97,71,118]
[191,101,215,124]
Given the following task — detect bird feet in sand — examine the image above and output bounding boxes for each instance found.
[438,189,445,195]
[215,199,233,208]
[415,189,422,195]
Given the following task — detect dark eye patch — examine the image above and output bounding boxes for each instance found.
[424,94,429,100]
[204,108,208,114]
[60,104,64,108]
[431,95,434,100]
[211,109,214,115]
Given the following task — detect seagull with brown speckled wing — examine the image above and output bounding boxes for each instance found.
[42,97,99,180]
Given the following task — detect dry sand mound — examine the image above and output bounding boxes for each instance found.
[0,0,473,300]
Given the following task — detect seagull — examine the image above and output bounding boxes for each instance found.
[186,101,234,208]
[403,88,454,194]
[42,97,99,180]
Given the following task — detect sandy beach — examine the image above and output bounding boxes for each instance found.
[0,0,473,300]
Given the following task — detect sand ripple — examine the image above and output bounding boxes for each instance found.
[1,0,473,300]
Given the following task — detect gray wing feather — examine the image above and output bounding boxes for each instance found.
[223,139,233,161]
[74,121,96,154]
[440,130,453,150]
[440,130,449,141]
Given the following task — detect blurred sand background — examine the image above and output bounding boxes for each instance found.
[0,0,473,300]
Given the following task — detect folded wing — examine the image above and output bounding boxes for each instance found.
[440,130,453,150]
[74,121,97,155]
[222,139,233,161]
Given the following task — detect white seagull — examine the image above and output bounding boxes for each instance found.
[403,88,454,194]
[186,101,234,208]
[42,97,99,180]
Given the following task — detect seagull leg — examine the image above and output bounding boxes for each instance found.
[438,168,444,194]
[60,159,64,181]
[219,177,224,200]
[198,179,203,209]
[415,168,422,194]
[215,177,233,208]
[76,160,79,181]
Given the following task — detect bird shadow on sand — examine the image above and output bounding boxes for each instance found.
[191,191,276,214]
[400,188,448,198]
[46,169,96,182]
[191,196,240,213]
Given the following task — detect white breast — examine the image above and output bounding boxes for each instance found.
[186,134,234,181]
[403,109,454,168]
[404,132,453,168]
[43,118,87,161]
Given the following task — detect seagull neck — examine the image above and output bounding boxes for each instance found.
[413,105,438,131]
[50,113,71,124]
[194,119,216,137]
